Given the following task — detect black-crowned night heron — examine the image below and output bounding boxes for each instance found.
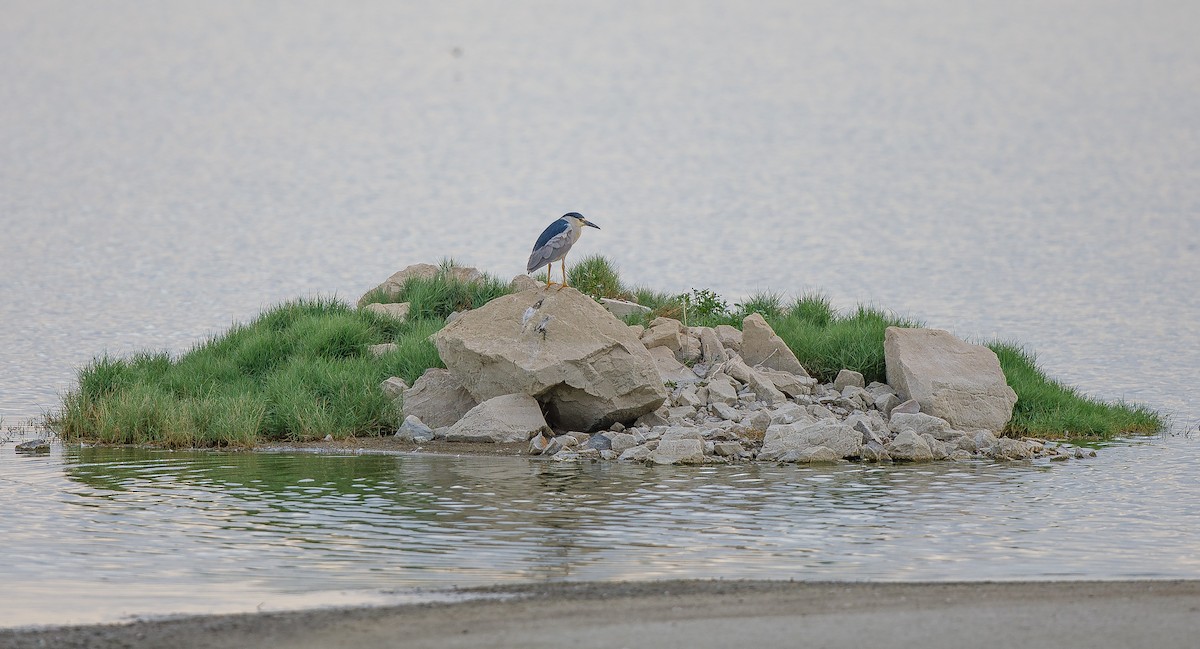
[526,212,600,288]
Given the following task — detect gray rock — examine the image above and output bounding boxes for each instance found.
[769,402,811,425]
[444,393,552,443]
[891,399,921,415]
[395,415,435,442]
[585,433,613,451]
[987,437,1036,460]
[948,449,974,461]
[609,422,626,432]
[713,442,744,457]
[618,445,654,462]
[650,346,701,387]
[838,385,870,410]
[777,445,841,463]
[889,412,954,440]
[402,368,478,429]
[714,325,743,352]
[510,274,541,292]
[599,449,619,460]
[884,327,1018,434]
[759,419,862,460]
[661,426,704,442]
[651,438,707,465]
[921,434,950,460]
[359,263,481,308]
[666,405,697,422]
[886,430,934,461]
[674,385,705,408]
[435,286,667,431]
[380,376,409,402]
[807,404,837,420]
[859,440,891,463]
[747,410,772,433]
[635,406,671,428]
[711,402,742,421]
[873,392,902,416]
[974,430,999,451]
[600,297,651,319]
[705,373,740,406]
[757,367,817,398]
[641,317,684,353]
[363,302,411,322]
[724,356,787,405]
[833,369,865,391]
[697,327,731,365]
[608,432,639,454]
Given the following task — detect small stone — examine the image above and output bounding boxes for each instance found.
[552,451,581,462]
[586,434,613,451]
[859,440,890,463]
[833,369,866,391]
[510,274,541,292]
[396,415,436,442]
[635,407,671,428]
[368,343,398,357]
[713,442,744,457]
[948,449,974,461]
[651,438,707,464]
[667,405,697,422]
[600,297,651,319]
[873,393,901,416]
[323,434,334,442]
[674,386,705,409]
[807,404,836,420]
[609,422,626,432]
[363,302,411,322]
[619,445,654,462]
[380,377,409,401]
[609,432,639,453]
[711,402,741,421]
[886,430,934,461]
[599,449,619,460]
[891,399,921,415]
[747,410,772,432]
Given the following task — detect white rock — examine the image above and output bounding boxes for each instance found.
[510,274,541,292]
[444,393,552,443]
[740,313,810,377]
[641,317,684,353]
[884,327,1018,434]
[714,325,743,352]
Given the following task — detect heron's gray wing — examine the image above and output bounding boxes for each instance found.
[526,228,575,272]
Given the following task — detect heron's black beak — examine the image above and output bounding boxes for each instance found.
[584,220,601,230]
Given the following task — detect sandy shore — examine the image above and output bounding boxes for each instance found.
[3,580,1198,649]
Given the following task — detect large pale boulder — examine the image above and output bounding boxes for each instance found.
[434,286,667,431]
[444,394,551,443]
[358,263,482,308]
[740,313,810,377]
[884,327,1018,434]
[759,419,862,460]
[401,368,477,429]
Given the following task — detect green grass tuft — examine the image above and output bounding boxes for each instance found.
[989,342,1163,439]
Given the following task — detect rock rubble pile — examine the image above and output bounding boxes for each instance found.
[366,264,1090,464]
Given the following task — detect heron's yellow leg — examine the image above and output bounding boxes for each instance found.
[545,265,552,288]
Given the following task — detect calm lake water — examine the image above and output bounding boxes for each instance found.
[2,442,1199,627]
[1,0,1198,629]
